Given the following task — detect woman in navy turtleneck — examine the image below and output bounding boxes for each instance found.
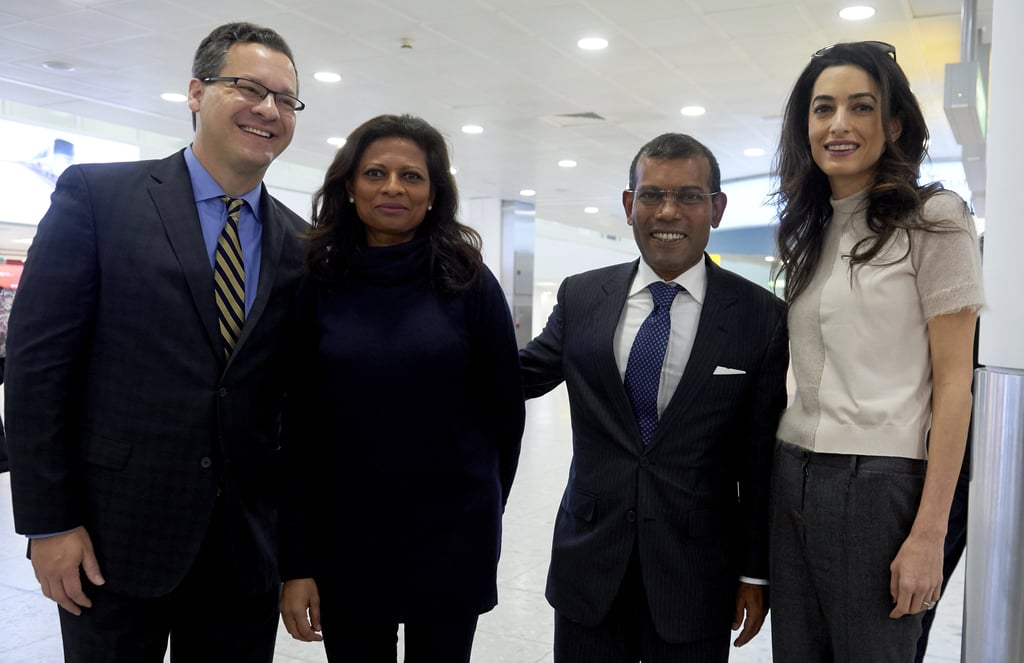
[278,114,525,662]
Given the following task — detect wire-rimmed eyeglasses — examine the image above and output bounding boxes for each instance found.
[626,187,720,208]
[812,40,897,63]
[202,76,306,112]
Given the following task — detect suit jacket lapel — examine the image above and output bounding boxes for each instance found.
[652,257,738,445]
[147,153,222,357]
[598,261,646,446]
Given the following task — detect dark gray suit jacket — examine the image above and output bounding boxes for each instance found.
[520,255,788,642]
[5,151,307,598]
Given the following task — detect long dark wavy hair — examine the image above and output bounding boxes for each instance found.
[307,114,483,292]
[773,41,946,302]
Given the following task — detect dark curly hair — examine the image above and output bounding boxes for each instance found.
[772,41,947,301]
[307,114,483,292]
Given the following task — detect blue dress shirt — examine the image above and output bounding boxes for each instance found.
[183,146,263,316]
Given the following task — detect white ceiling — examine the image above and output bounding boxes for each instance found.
[0,0,993,259]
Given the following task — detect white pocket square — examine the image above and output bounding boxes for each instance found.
[713,366,746,375]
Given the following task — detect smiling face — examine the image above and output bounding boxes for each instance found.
[808,64,901,199]
[188,41,298,194]
[347,136,435,247]
[623,156,726,281]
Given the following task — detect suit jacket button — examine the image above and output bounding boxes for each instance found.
[625,509,637,523]
[639,457,650,468]
[200,456,212,469]
[218,388,228,397]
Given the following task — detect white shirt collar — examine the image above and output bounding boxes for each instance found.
[628,256,708,305]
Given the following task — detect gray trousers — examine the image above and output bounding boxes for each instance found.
[770,441,926,663]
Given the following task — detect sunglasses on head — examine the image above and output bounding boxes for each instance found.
[812,40,897,62]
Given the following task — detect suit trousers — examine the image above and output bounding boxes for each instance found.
[58,496,279,663]
[770,441,926,663]
[553,546,729,663]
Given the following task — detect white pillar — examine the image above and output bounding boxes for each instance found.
[978,0,1024,372]
[463,197,535,347]
[464,197,504,279]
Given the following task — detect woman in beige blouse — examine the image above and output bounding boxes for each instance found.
[769,41,983,662]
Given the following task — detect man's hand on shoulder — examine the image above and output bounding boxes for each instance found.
[732,581,768,647]
[30,527,104,615]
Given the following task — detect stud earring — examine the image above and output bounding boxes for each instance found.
[349,197,354,203]
[427,205,433,211]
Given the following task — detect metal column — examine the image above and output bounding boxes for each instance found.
[964,368,1024,662]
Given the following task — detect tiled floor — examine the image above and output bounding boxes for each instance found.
[1,386,965,662]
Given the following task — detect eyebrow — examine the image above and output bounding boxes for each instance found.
[811,92,879,104]
[362,162,428,173]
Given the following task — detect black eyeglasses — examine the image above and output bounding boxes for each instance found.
[812,40,897,63]
[626,187,720,208]
[202,76,306,112]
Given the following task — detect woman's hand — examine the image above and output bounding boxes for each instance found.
[889,530,944,617]
[280,577,323,642]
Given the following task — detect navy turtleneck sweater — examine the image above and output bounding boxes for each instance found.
[281,237,525,619]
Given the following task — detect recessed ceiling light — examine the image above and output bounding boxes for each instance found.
[764,255,776,263]
[744,148,766,157]
[513,209,537,216]
[577,37,608,51]
[584,206,599,214]
[327,137,346,147]
[450,166,459,175]
[41,61,75,72]
[520,189,536,197]
[314,71,342,83]
[680,106,706,117]
[839,5,876,20]
[461,124,484,134]
[160,92,187,103]
[13,238,34,244]
[558,159,577,168]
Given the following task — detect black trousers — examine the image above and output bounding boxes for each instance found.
[554,548,729,663]
[58,499,279,663]
[319,611,479,663]
[914,457,970,663]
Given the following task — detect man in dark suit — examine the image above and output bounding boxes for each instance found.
[4,22,307,663]
[520,133,789,662]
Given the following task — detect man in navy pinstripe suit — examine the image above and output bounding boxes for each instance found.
[520,133,789,662]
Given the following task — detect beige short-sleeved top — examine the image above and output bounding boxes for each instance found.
[777,188,984,459]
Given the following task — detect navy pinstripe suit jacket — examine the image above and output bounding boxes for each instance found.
[5,151,307,598]
[520,256,788,643]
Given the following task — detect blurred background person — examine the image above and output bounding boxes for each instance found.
[770,41,984,662]
[915,233,983,663]
[0,286,13,474]
[278,113,525,663]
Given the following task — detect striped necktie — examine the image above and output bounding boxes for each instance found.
[214,196,245,357]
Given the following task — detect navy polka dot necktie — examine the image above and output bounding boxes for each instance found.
[624,281,681,444]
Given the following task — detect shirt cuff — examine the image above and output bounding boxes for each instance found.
[26,526,82,539]
[739,575,769,586]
